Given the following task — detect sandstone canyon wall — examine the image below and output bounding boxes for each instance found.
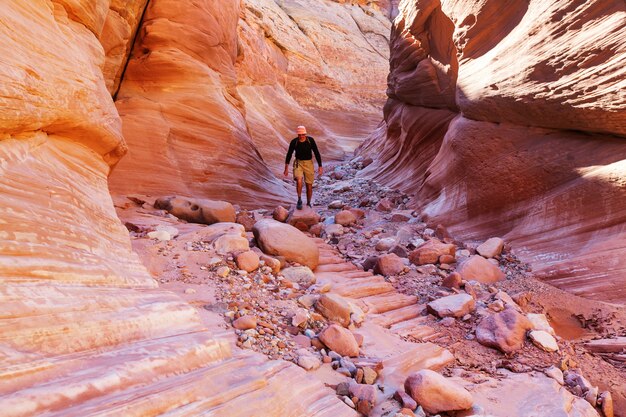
[108,0,391,206]
[0,2,351,415]
[359,0,626,303]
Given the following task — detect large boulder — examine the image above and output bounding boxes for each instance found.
[318,324,359,357]
[253,219,319,269]
[404,370,473,414]
[476,307,532,353]
[154,196,235,224]
[409,239,455,265]
[457,255,505,284]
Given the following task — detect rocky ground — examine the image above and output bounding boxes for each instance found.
[114,157,626,417]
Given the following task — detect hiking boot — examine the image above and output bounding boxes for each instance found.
[296,199,303,210]
[307,202,312,208]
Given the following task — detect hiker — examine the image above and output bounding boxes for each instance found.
[284,126,323,209]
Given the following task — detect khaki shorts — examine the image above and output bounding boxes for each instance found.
[293,159,315,184]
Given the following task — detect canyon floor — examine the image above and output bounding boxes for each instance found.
[113,158,626,417]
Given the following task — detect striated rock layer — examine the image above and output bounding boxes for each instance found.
[359,0,626,303]
[109,0,391,207]
[0,2,354,415]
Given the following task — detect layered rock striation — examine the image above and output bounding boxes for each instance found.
[109,0,391,206]
[0,2,354,415]
[359,0,626,303]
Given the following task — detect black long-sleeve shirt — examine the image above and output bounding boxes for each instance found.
[285,136,322,166]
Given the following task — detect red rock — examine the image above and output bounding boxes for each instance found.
[272,206,289,222]
[362,157,374,167]
[404,370,473,414]
[349,208,366,219]
[442,272,462,289]
[458,255,505,284]
[409,239,455,265]
[439,254,456,264]
[235,211,256,232]
[236,250,260,272]
[335,210,357,226]
[309,223,324,237]
[358,0,626,305]
[318,324,359,357]
[373,253,405,276]
[293,334,312,348]
[233,315,257,330]
[288,206,321,229]
[394,390,417,410]
[476,307,532,353]
[376,198,393,212]
[353,333,365,347]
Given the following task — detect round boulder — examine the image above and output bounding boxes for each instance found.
[404,370,473,414]
[253,219,319,269]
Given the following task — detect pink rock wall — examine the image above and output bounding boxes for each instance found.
[108,0,391,206]
[360,0,626,303]
[0,2,352,414]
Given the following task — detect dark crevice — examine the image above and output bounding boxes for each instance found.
[112,0,151,101]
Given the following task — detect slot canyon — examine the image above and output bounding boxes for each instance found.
[0,0,624,416]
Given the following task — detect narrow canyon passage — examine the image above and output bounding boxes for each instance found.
[0,1,624,417]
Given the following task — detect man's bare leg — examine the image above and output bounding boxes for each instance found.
[306,183,313,206]
[296,178,303,201]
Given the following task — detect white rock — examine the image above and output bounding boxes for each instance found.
[325,223,344,236]
[184,288,197,295]
[156,224,179,237]
[529,330,559,352]
[375,237,396,251]
[297,354,321,371]
[147,230,171,241]
[544,366,564,385]
[527,313,556,336]
[427,294,476,318]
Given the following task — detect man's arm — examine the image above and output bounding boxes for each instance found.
[284,139,295,176]
[310,138,323,175]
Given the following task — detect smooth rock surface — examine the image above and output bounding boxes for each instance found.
[358,0,626,304]
[374,253,406,276]
[253,219,320,269]
[404,370,473,414]
[476,238,504,259]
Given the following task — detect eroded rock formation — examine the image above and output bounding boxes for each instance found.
[108,0,391,206]
[359,0,626,303]
[0,2,354,415]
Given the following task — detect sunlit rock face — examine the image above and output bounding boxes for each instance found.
[0,2,351,415]
[360,0,626,303]
[108,0,391,207]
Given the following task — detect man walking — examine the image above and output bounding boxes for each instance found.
[284,126,323,209]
